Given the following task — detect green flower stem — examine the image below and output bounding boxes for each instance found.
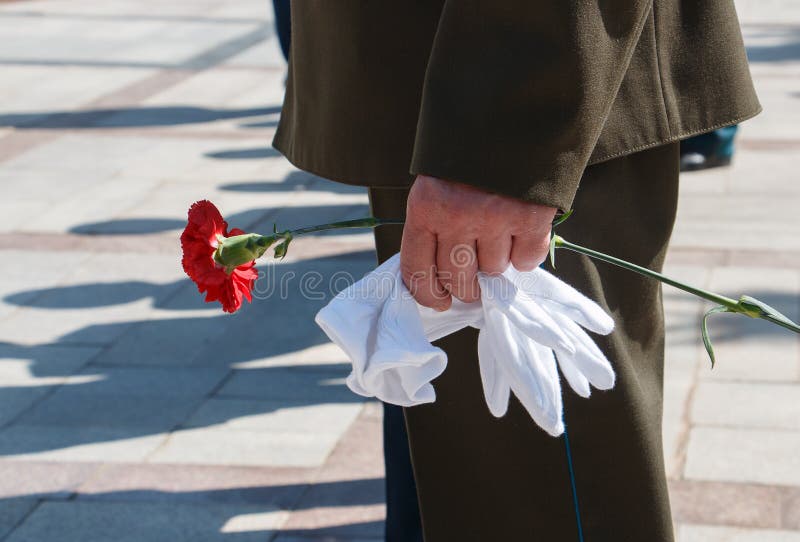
[551,234,800,366]
[216,214,799,365]
[279,217,405,238]
[763,313,800,334]
[551,235,740,310]
[216,218,404,268]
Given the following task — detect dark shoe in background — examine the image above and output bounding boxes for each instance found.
[680,125,738,171]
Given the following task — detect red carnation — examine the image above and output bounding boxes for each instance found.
[181,200,257,313]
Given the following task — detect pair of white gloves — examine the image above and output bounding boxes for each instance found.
[315,253,616,436]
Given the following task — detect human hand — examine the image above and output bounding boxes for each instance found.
[400,175,557,310]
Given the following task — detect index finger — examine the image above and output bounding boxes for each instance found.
[400,223,451,311]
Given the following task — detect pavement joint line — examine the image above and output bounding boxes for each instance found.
[690,421,800,432]
[739,139,800,150]
[697,375,800,385]
[0,9,271,25]
[179,23,274,71]
[167,367,238,432]
[0,499,42,542]
[0,58,286,71]
[0,129,61,163]
[1,126,278,140]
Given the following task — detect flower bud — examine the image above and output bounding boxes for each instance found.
[214,233,274,273]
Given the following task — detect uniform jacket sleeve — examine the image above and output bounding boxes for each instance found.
[410,0,653,210]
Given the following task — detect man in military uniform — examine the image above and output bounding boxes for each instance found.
[273,2,760,539]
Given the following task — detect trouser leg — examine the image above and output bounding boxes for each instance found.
[368,143,680,541]
[368,187,424,542]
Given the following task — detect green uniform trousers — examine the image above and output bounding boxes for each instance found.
[369,141,680,541]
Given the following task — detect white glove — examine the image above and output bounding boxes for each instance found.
[316,253,616,436]
[474,268,615,435]
[315,261,447,406]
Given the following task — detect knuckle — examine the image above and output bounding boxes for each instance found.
[512,255,538,272]
[479,260,509,275]
[452,285,480,303]
[415,290,451,311]
[447,244,477,269]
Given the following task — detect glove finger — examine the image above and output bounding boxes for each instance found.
[479,274,574,354]
[487,312,563,435]
[552,312,616,390]
[539,297,615,336]
[555,353,592,398]
[419,296,483,341]
[505,301,575,355]
[516,269,614,335]
[478,329,510,417]
[513,338,564,437]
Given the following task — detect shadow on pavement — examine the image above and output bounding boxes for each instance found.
[0,482,384,540]
[0,251,378,456]
[0,106,281,130]
[204,148,279,160]
[66,202,371,235]
[746,27,800,63]
[220,171,370,195]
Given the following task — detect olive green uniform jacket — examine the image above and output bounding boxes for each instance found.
[273,0,760,210]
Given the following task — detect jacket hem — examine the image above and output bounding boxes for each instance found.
[588,106,763,166]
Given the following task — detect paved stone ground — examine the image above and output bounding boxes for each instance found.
[0,0,797,540]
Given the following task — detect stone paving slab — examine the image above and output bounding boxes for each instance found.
[217,368,358,404]
[679,525,800,542]
[0,344,102,426]
[692,381,800,430]
[670,479,793,530]
[146,426,341,468]
[0,65,155,116]
[0,425,168,463]
[0,14,262,68]
[0,460,100,500]
[75,462,314,508]
[183,399,363,438]
[685,427,800,487]
[15,388,203,431]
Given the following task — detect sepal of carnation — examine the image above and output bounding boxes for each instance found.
[214,233,274,273]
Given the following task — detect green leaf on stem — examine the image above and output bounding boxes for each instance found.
[549,235,559,269]
[552,209,574,228]
[273,234,292,260]
[702,305,730,368]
